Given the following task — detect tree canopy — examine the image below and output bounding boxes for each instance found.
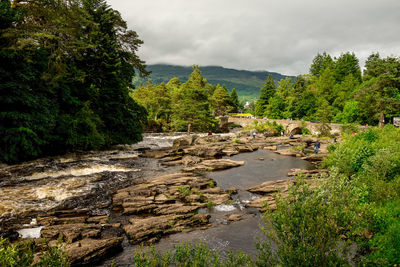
[0,0,148,163]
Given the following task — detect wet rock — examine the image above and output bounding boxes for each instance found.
[41,224,101,243]
[202,193,231,205]
[159,155,183,162]
[222,149,239,156]
[37,215,88,226]
[227,187,238,194]
[263,145,277,151]
[181,155,202,166]
[162,160,183,166]
[227,214,242,222]
[181,159,245,173]
[301,154,326,162]
[247,195,277,211]
[199,186,222,194]
[86,216,109,224]
[183,145,225,158]
[153,204,198,215]
[247,179,293,195]
[53,237,123,266]
[185,194,201,202]
[123,213,206,244]
[274,149,298,157]
[234,144,255,153]
[140,148,181,159]
[193,135,232,145]
[173,135,198,148]
[101,225,124,239]
[0,229,19,242]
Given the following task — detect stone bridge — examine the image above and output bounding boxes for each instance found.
[228,117,342,135]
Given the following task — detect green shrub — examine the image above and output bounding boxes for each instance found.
[206,201,215,209]
[177,186,192,197]
[340,123,360,135]
[363,200,400,266]
[261,176,355,266]
[0,238,69,267]
[350,146,375,172]
[133,242,251,267]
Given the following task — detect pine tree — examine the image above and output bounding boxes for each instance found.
[310,52,334,77]
[170,66,216,131]
[212,85,230,116]
[255,75,276,117]
[229,88,240,113]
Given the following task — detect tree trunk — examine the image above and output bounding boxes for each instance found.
[379,112,384,127]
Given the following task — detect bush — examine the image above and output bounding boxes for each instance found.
[340,123,360,135]
[0,238,69,267]
[133,242,252,267]
[260,176,355,266]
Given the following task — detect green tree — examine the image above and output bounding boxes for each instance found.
[288,75,309,119]
[229,88,240,113]
[334,100,360,123]
[309,52,334,77]
[255,74,276,117]
[132,81,171,121]
[170,66,216,131]
[357,54,400,126]
[80,0,148,144]
[0,0,148,163]
[333,52,362,83]
[211,84,230,116]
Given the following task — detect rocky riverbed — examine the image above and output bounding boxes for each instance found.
[0,133,331,266]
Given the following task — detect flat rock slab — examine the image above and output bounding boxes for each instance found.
[113,172,229,243]
[246,169,325,212]
[41,223,101,243]
[48,237,123,266]
[301,154,327,162]
[247,179,293,195]
[123,214,209,244]
[181,159,245,172]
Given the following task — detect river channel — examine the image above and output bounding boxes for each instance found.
[99,147,313,266]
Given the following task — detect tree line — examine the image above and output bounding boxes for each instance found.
[255,52,400,125]
[0,0,148,163]
[131,65,241,132]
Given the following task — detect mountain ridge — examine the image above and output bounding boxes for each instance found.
[137,64,296,101]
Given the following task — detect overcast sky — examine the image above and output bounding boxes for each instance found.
[108,0,400,76]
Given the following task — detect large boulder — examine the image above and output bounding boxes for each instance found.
[173,135,198,148]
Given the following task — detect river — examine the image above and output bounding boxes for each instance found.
[0,133,313,266]
[98,148,313,266]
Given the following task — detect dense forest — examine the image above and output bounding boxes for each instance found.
[133,52,400,131]
[131,66,241,132]
[0,0,148,163]
[255,52,400,125]
[136,64,293,101]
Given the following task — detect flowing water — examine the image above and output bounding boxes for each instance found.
[99,149,313,266]
[0,134,185,224]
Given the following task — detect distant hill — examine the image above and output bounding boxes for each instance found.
[137,64,295,102]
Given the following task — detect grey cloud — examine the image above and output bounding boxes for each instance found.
[109,0,400,76]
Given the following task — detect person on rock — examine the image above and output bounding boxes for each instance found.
[314,140,321,154]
